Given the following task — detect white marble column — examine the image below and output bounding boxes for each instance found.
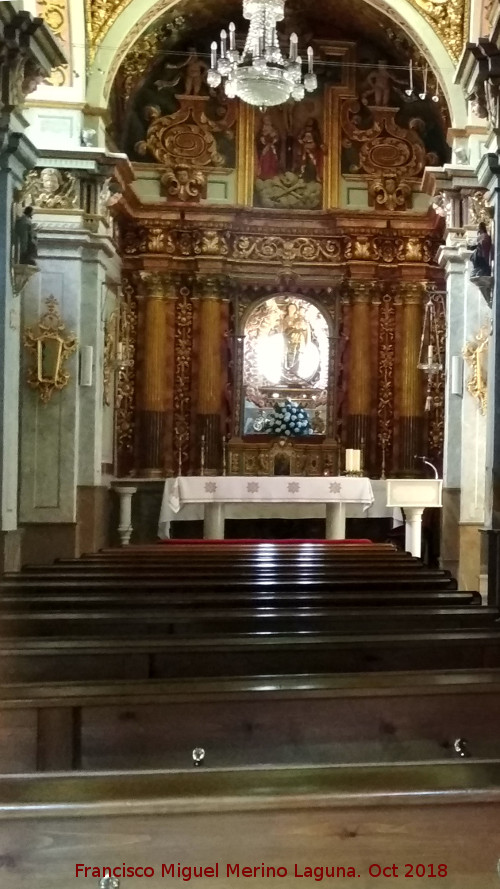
[438,237,489,590]
[18,152,128,563]
[0,135,37,570]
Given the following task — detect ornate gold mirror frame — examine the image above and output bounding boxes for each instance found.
[24,297,78,403]
[463,325,489,415]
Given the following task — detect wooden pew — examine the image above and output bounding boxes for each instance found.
[1,626,500,683]
[1,669,500,773]
[1,761,500,889]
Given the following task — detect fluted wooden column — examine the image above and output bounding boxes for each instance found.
[398,284,424,474]
[197,277,224,473]
[136,272,176,477]
[347,283,372,461]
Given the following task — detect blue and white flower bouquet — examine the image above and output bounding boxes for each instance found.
[264,399,312,437]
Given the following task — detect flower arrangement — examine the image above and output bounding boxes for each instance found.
[264,399,312,437]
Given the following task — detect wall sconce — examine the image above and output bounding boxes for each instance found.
[24,297,78,403]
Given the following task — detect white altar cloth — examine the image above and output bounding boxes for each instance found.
[159,476,374,539]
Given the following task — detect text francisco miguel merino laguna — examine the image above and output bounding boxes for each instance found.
[75,863,360,881]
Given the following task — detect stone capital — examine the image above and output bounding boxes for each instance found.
[195,274,228,300]
[139,271,177,300]
[348,281,374,305]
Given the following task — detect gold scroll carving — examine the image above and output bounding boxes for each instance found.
[37,0,71,85]
[427,291,446,454]
[116,278,137,459]
[86,0,131,63]
[463,326,489,415]
[120,220,438,266]
[376,291,396,478]
[173,282,194,476]
[341,101,427,209]
[103,310,118,407]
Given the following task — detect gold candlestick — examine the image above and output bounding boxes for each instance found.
[200,433,206,477]
[222,435,228,476]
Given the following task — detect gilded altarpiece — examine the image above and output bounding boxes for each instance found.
[113,33,447,479]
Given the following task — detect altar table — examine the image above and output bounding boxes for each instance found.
[158,476,374,540]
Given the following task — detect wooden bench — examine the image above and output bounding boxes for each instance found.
[1,669,500,773]
[0,761,499,889]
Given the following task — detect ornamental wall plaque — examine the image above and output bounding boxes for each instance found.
[24,297,78,403]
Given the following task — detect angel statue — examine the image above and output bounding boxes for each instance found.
[155,48,208,96]
[360,60,407,107]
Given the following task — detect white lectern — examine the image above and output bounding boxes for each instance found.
[386,478,443,558]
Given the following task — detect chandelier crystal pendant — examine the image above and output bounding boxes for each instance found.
[207,0,317,108]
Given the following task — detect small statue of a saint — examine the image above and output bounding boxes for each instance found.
[295,118,323,182]
[14,206,38,266]
[470,222,492,277]
[256,114,282,180]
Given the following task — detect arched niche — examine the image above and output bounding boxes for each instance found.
[240,295,333,438]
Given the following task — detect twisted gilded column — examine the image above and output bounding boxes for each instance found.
[196,276,225,473]
[347,283,372,462]
[136,272,176,477]
[397,284,424,474]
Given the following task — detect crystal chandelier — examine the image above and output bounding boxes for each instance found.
[207,0,317,108]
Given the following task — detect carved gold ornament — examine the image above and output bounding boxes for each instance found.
[36,0,71,85]
[376,291,396,478]
[161,165,206,202]
[120,219,438,268]
[86,0,131,62]
[103,310,118,407]
[24,297,77,403]
[407,0,467,62]
[136,96,233,169]
[173,283,194,476]
[467,190,491,230]
[22,168,78,210]
[463,326,489,415]
[368,177,412,211]
[342,102,426,182]
[116,283,137,456]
